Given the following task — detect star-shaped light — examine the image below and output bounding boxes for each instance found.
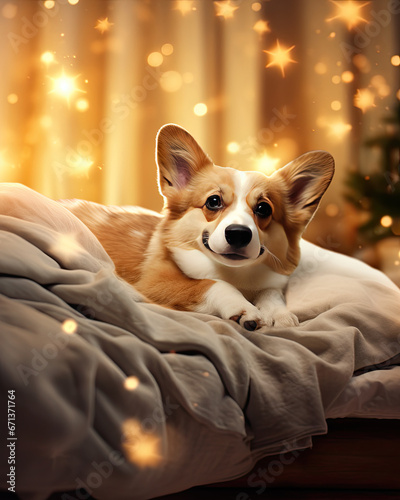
[354,88,375,113]
[326,1,370,30]
[255,151,280,175]
[48,69,86,104]
[122,419,163,468]
[173,0,194,15]
[95,17,114,34]
[264,40,297,77]
[253,19,270,37]
[214,1,239,19]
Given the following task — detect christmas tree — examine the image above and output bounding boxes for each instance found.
[345,103,400,243]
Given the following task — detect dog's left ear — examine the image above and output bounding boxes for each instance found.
[274,151,335,227]
[156,124,213,198]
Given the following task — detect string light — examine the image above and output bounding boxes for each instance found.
[48,70,86,104]
[263,40,296,77]
[95,17,113,34]
[124,376,140,391]
[147,52,163,67]
[326,1,370,29]
[62,319,78,334]
[391,55,400,67]
[41,51,56,65]
[253,20,270,37]
[380,215,393,228]
[354,88,375,113]
[214,1,239,19]
[341,70,354,82]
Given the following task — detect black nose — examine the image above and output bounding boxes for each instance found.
[225,224,252,249]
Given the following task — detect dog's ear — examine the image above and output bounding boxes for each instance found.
[156,124,213,197]
[273,151,335,228]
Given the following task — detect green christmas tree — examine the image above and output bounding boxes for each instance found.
[345,103,400,243]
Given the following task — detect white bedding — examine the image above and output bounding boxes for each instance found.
[0,183,399,500]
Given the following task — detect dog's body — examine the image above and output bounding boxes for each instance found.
[63,124,334,331]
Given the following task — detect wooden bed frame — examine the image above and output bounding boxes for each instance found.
[155,418,400,499]
[7,419,400,500]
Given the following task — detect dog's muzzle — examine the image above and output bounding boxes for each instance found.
[224,224,252,249]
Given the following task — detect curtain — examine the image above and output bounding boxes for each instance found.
[1,0,398,226]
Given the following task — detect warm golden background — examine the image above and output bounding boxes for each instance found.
[1,0,399,281]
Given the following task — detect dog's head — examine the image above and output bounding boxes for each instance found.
[156,124,334,275]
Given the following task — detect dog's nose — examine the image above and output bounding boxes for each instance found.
[225,224,252,248]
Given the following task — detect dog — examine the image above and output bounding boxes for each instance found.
[63,124,334,331]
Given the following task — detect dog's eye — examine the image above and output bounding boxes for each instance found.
[205,195,223,211]
[254,201,272,218]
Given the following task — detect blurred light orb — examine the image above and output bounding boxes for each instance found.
[76,98,89,112]
[380,215,393,228]
[331,100,342,111]
[193,103,208,116]
[147,52,163,67]
[391,55,400,67]
[68,0,80,4]
[252,2,262,11]
[2,3,18,19]
[7,94,18,104]
[332,75,341,84]
[41,51,55,65]
[124,376,140,391]
[227,142,240,153]
[44,0,55,9]
[160,71,183,92]
[62,318,78,334]
[341,70,354,83]
[161,43,174,56]
[314,62,327,75]
[353,54,371,72]
[325,203,339,217]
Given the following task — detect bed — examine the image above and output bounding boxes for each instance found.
[0,183,399,500]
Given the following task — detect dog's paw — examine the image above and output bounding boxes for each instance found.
[271,310,299,328]
[259,307,299,328]
[229,307,264,331]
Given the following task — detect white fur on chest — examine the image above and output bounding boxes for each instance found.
[171,247,288,299]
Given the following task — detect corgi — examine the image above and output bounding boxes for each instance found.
[63,124,334,331]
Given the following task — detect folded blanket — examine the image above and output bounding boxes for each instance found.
[0,184,399,500]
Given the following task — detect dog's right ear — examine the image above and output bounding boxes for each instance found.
[156,124,213,198]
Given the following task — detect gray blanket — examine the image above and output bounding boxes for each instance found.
[0,184,399,500]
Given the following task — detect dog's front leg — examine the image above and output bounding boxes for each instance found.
[136,265,263,330]
[194,280,264,331]
[254,288,299,327]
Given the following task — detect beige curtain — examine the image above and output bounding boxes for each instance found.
[0,0,398,226]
